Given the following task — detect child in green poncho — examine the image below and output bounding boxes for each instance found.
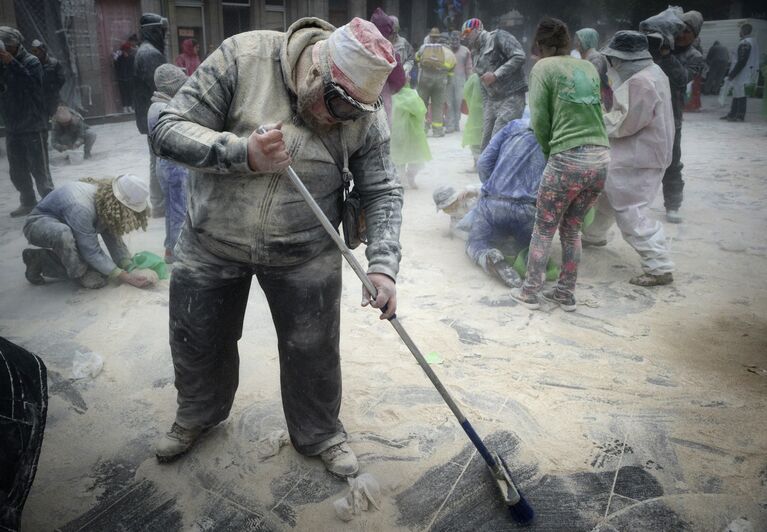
[462,73,484,170]
[391,86,432,188]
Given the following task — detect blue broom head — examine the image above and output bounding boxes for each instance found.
[508,491,535,524]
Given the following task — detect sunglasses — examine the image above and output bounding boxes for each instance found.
[322,70,382,122]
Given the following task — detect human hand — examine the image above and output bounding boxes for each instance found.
[118,270,155,288]
[361,273,397,320]
[247,122,291,173]
[481,72,497,86]
[0,50,13,65]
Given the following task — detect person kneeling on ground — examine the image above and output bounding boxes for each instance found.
[22,174,156,289]
[433,184,478,240]
[150,18,402,478]
[468,118,546,287]
[147,64,189,263]
[582,31,675,287]
[51,105,97,160]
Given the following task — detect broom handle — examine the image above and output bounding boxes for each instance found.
[261,127,498,469]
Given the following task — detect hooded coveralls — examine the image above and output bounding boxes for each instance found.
[133,23,167,214]
[583,63,675,275]
[151,19,403,456]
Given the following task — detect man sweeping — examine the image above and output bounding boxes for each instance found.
[151,17,403,477]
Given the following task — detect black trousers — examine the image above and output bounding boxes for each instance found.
[6,132,54,207]
[728,97,748,120]
[662,126,684,211]
[0,337,48,531]
[168,227,346,456]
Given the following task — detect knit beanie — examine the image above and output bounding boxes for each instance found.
[681,11,704,37]
[154,64,188,97]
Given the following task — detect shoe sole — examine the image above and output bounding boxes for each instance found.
[326,466,360,480]
[156,449,190,463]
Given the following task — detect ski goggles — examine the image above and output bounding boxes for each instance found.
[322,72,382,122]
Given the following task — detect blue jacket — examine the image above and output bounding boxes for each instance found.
[477,119,545,202]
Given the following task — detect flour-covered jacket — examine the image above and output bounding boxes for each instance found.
[472,29,527,100]
[603,63,674,171]
[151,18,403,278]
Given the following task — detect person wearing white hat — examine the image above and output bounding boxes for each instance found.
[151,17,403,477]
[21,175,155,289]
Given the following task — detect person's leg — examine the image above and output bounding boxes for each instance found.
[7,135,37,212]
[480,96,498,151]
[581,193,615,244]
[83,129,97,159]
[508,203,537,249]
[609,169,675,279]
[168,228,253,432]
[27,132,54,199]
[147,136,165,217]
[256,245,346,456]
[736,97,748,120]
[662,126,683,217]
[165,166,188,256]
[466,200,496,266]
[0,337,48,531]
[430,77,447,137]
[23,215,89,280]
[519,155,572,298]
[417,77,432,131]
[492,92,526,137]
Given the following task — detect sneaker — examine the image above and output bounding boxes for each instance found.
[582,238,607,247]
[10,204,35,218]
[22,249,45,285]
[629,272,674,287]
[78,270,107,289]
[320,442,359,478]
[720,114,732,120]
[666,210,683,223]
[541,288,576,312]
[156,422,205,463]
[510,287,540,310]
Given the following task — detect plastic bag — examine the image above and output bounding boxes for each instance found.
[72,350,103,379]
[391,86,432,165]
[462,74,484,148]
[125,251,169,280]
[718,78,732,107]
[333,473,381,522]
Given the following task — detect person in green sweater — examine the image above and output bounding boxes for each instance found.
[510,17,610,312]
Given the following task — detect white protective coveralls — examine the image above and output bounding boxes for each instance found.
[583,63,675,275]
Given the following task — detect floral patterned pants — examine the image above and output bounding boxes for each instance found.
[521,145,610,298]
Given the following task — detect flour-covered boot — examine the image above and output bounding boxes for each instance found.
[156,422,205,463]
[320,442,359,478]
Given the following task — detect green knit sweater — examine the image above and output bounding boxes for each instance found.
[528,56,609,157]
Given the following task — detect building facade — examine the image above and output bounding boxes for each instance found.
[0,0,435,118]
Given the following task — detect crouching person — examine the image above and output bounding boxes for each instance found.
[51,105,97,159]
[150,18,403,477]
[147,64,189,262]
[22,174,156,289]
[467,119,545,287]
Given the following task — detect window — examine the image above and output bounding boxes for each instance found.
[264,0,285,32]
[223,0,251,38]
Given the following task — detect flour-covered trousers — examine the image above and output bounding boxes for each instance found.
[168,226,346,456]
[480,91,526,151]
[583,167,674,275]
[466,197,536,270]
[0,337,48,531]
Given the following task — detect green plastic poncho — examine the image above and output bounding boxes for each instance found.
[390,86,431,165]
[462,73,484,148]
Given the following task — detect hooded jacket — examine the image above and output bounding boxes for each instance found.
[151,18,403,278]
[175,39,201,76]
[133,25,166,134]
[0,45,47,133]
